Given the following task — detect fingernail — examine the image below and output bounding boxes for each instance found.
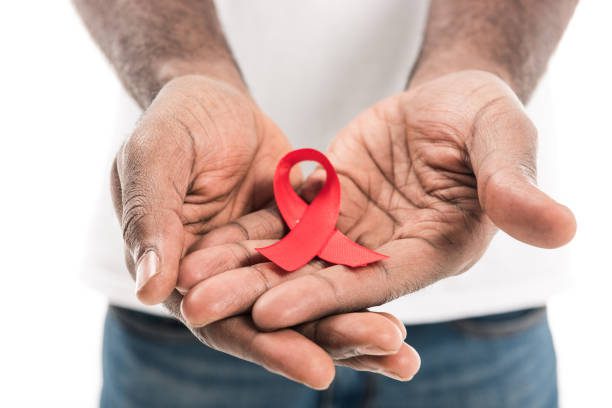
[356,345,388,356]
[135,251,160,292]
[381,370,414,382]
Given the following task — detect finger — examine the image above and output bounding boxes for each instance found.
[181,260,325,327]
[376,312,408,340]
[469,95,576,248]
[252,239,440,330]
[337,343,421,381]
[163,291,335,390]
[195,315,335,390]
[177,239,275,293]
[189,206,286,252]
[296,312,405,359]
[113,120,192,304]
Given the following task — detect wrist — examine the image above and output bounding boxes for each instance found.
[130,53,249,107]
[407,49,518,98]
[157,57,247,93]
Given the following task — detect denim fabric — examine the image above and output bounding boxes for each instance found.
[101,306,557,408]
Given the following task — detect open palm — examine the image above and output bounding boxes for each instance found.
[179,70,576,332]
[113,75,420,388]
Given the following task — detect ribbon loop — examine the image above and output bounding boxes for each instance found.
[256,148,387,271]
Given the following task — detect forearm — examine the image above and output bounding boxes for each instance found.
[73,0,244,107]
[408,0,578,102]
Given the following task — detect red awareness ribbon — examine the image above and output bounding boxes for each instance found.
[256,148,387,272]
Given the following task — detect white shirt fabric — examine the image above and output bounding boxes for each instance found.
[82,0,568,324]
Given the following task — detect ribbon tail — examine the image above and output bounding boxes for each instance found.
[318,230,388,268]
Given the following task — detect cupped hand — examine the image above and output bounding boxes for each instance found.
[111,74,420,389]
[178,70,576,333]
[112,74,292,304]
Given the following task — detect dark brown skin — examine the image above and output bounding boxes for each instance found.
[177,0,579,348]
[73,0,244,106]
[74,0,578,389]
[74,0,420,389]
[180,70,576,333]
[409,0,579,101]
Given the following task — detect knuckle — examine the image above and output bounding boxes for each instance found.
[312,272,344,309]
[250,263,273,291]
[231,241,255,266]
[227,220,250,240]
[259,208,284,237]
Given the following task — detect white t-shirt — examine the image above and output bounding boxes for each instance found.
[83,0,568,324]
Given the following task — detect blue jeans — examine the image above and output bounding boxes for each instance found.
[101,306,557,408]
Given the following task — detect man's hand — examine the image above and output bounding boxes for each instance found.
[111,74,421,388]
[76,0,577,389]
[112,75,291,304]
[178,70,576,331]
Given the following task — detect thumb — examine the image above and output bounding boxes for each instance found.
[469,99,576,248]
[112,125,190,305]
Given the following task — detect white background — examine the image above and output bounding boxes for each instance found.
[0,1,610,406]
